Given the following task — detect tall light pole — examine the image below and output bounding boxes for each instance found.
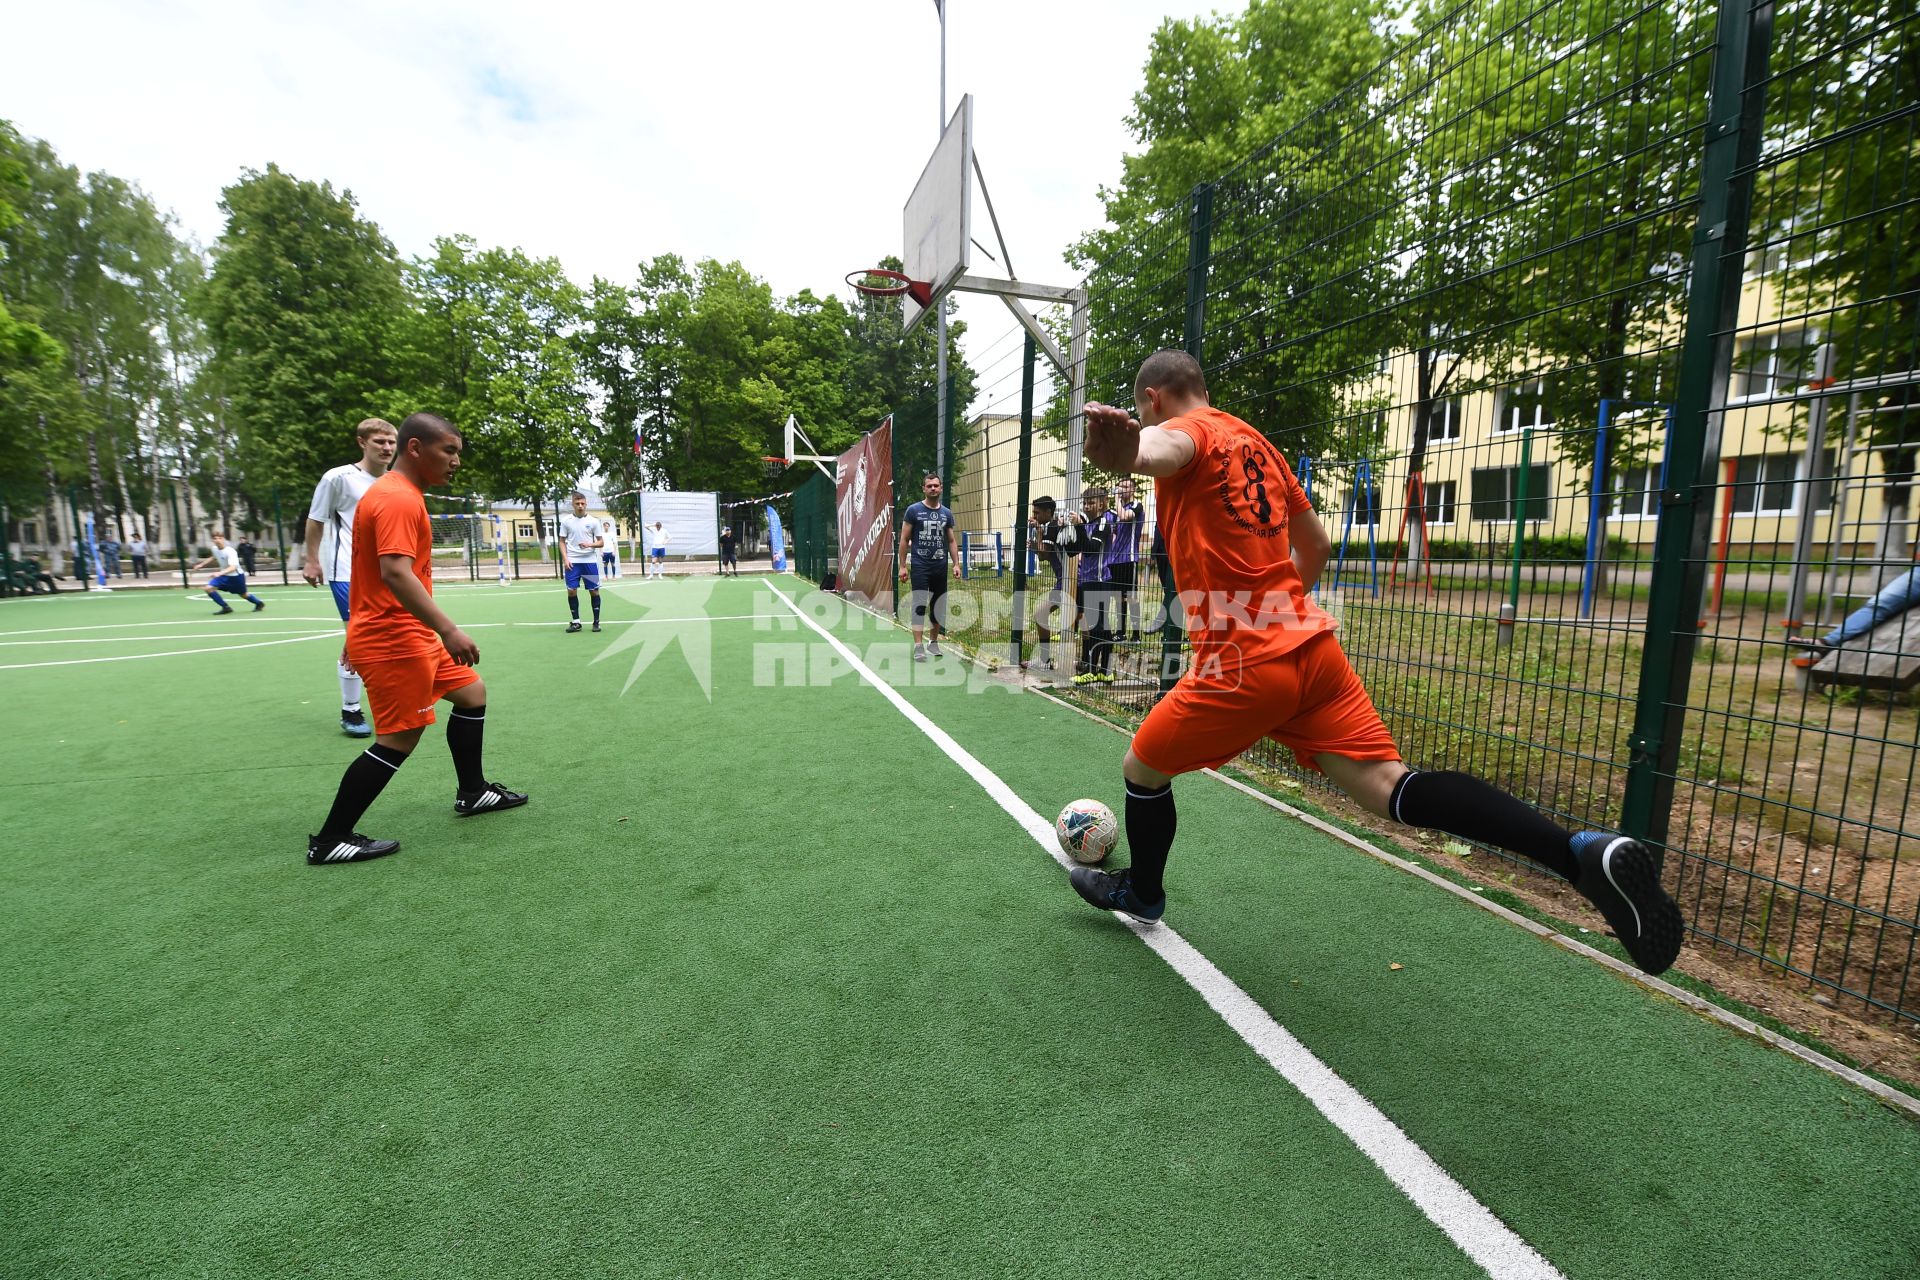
[934,0,949,493]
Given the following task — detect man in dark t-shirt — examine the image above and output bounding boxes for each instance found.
[897,472,959,661]
[1110,477,1146,640]
[1025,495,1068,672]
[718,526,738,576]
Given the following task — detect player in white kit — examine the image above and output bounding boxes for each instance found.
[302,419,399,737]
[558,492,605,632]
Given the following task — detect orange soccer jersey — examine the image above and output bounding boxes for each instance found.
[345,471,441,666]
[1155,405,1337,672]
[1137,405,1400,776]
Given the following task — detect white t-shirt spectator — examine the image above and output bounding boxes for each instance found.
[646,526,671,553]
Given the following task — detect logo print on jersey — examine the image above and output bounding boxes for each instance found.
[1217,441,1287,538]
[1240,445,1274,524]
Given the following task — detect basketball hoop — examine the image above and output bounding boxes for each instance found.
[846,268,934,308]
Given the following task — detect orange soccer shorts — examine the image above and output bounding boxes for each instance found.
[1132,631,1402,777]
[358,651,481,735]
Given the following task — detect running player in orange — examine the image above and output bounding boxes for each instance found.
[305,412,527,866]
[1068,350,1683,974]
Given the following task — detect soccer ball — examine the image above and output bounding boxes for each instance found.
[1055,799,1117,865]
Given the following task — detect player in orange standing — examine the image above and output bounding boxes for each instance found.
[1068,350,1683,975]
[305,413,527,866]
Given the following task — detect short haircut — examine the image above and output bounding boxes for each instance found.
[1084,485,1109,501]
[572,491,587,501]
[1032,495,1056,513]
[1134,349,1208,404]
[355,417,396,441]
[398,412,460,453]
[923,472,940,483]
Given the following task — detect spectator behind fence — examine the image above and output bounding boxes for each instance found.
[1792,557,1920,656]
[236,536,257,575]
[1068,486,1117,684]
[101,535,122,578]
[1025,495,1067,672]
[1110,477,1146,640]
[128,535,149,578]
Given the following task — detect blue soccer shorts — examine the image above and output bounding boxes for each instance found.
[565,561,601,590]
[330,580,352,621]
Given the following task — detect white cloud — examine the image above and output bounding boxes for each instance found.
[9,0,1245,413]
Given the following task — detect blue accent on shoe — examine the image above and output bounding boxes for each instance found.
[1069,866,1166,924]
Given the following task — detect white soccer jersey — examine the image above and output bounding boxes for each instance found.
[646,526,670,551]
[213,545,240,574]
[308,463,379,582]
[559,513,602,563]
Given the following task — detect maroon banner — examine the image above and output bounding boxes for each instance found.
[835,415,895,612]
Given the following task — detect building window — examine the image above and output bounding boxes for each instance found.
[1730,454,1799,516]
[1732,328,1815,401]
[1724,451,1836,517]
[1470,464,1553,522]
[1422,480,1457,526]
[517,522,535,539]
[1423,396,1463,442]
[1612,465,1662,520]
[1496,380,1555,434]
[1344,486,1382,527]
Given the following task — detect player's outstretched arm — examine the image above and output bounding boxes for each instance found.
[302,517,327,585]
[1291,506,1333,592]
[379,553,479,665]
[1084,403,1195,478]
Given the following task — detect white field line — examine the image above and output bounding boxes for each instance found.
[0,629,341,646]
[1031,688,1920,1122]
[0,617,344,636]
[0,631,341,670]
[764,582,1561,1280]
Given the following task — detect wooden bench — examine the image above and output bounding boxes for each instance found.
[1807,608,1920,692]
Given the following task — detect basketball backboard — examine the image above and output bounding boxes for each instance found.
[902,94,972,335]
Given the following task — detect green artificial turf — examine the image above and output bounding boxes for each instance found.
[2,579,1916,1279]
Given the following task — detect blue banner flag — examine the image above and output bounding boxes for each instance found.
[765,505,788,573]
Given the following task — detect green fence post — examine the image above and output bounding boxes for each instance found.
[1010,333,1037,666]
[272,486,289,585]
[1507,428,1535,618]
[1620,0,1775,850]
[1158,181,1213,693]
[169,479,191,590]
[0,496,12,597]
[67,487,91,592]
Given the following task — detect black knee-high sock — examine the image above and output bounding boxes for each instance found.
[318,744,409,840]
[447,705,486,792]
[568,593,579,620]
[1124,781,1176,902]
[1388,770,1578,881]
[590,592,601,623]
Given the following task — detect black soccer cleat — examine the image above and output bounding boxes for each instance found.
[1069,865,1166,924]
[455,781,529,817]
[213,606,235,615]
[1568,832,1684,975]
[253,600,266,612]
[591,621,602,633]
[340,708,372,739]
[566,621,582,633]
[307,833,399,865]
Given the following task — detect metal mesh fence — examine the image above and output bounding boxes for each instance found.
[822,0,1918,1024]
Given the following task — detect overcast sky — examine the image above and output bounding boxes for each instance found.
[9,0,1246,418]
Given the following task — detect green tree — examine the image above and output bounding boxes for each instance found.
[1762,0,1918,553]
[409,235,591,535]
[1068,0,1398,457]
[0,128,182,555]
[197,165,414,506]
[0,121,69,509]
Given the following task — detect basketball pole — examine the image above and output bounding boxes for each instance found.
[935,0,950,498]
